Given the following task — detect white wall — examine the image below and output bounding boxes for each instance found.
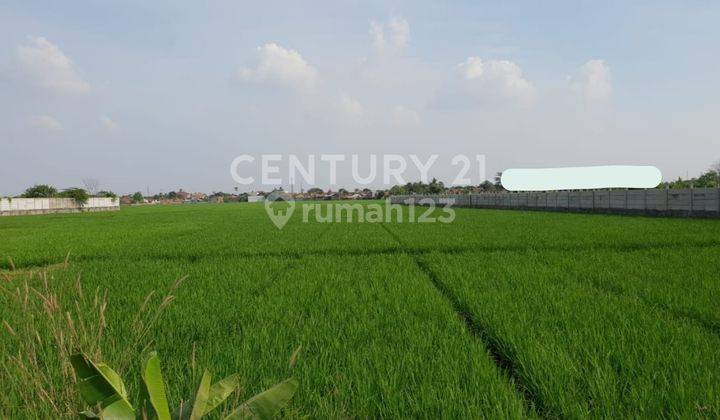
[0,197,119,212]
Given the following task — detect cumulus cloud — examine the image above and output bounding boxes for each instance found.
[28,115,63,133]
[572,59,611,101]
[238,43,318,91]
[391,105,420,126]
[370,18,410,53]
[100,115,117,131]
[17,36,90,94]
[458,57,535,104]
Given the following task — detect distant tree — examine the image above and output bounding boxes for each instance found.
[388,185,405,196]
[59,188,89,207]
[21,184,58,198]
[82,178,100,195]
[97,190,117,198]
[338,188,348,196]
[307,187,324,195]
[427,178,445,194]
[479,180,495,191]
[166,191,178,199]
[494,172,503,187]
[711,160,720,186]
[695,169,719,188]
[131,192,144,203]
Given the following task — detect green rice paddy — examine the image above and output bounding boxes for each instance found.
[1,202,719,418]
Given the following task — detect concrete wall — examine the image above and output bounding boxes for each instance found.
[391,188,720,218]
[0,197,119,216]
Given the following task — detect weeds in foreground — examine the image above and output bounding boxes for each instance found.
[0,260,185,417]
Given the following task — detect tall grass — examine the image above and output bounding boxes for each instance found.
[0,262,184,417]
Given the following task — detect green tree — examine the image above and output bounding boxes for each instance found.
[695,170,718,188]
[479,180,495,191]
[427,178,445,194]
[21,184,57,198]
[132,192,144,203]
[58,188,89,207]
[97,190,117,198]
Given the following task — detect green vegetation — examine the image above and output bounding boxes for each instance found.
[58,187,90,207]
[1,203,719,417]
[20,184,58,198]
[658,161,720,188]
[98,190,118,199]
[71,351,298,419]
[16,184,115,204]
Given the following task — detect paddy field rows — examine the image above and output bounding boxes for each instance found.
[1,202,719,417]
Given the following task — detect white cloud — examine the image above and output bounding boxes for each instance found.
[238,43,318,91]
[572,59,611,101]
[28,115,63,133]
[458,57,535,104]
[391,105,420,126]
[337,95,367,127]
[370,18,410,53]
[100,115,117,131]
[17,36,90,94]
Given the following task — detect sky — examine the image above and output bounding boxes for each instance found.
[1,0,719,195]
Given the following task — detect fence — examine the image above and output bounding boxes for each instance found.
[0,197,119,216]
[390,188,720,218]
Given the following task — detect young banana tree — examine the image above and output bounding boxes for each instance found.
[70,351,299,419]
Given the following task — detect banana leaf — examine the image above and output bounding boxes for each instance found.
[189,371,212,420]
[204,373,241,415]
[174,373,241,419]
[224,378,299,420]
[141,352,171,420]
[70,353,135,420]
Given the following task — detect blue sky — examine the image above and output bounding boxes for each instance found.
[1,1,719,194]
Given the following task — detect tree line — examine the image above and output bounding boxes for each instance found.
[12,184,117,206]
[657,162,720,189]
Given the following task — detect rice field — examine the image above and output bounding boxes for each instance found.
[1,202,720,418]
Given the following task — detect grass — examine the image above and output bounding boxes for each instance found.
[1,202,719,417]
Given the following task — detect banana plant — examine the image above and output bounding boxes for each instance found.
[70,351,299,420]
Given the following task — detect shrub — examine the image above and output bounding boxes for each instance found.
[97,190,117,198]
[21,184,58,198]
[58,188,89,207]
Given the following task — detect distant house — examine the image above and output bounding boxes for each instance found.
[190,192,207,202]
[119,195,133,205]
[209,195,224,203]
[177,189,189,200]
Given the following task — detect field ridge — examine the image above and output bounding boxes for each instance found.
[379,222,550,417]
